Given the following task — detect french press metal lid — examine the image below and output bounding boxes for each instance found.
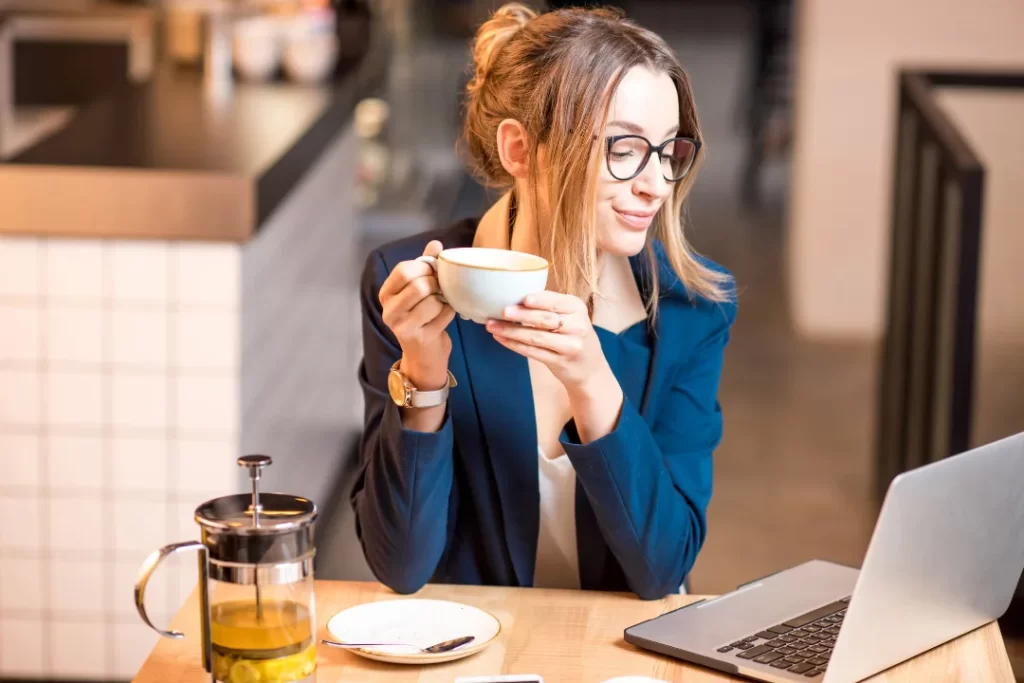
[134,455,319,681]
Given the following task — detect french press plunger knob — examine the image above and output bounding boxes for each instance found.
[238,454,271,526]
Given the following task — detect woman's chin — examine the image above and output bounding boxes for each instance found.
[600,229,649,258]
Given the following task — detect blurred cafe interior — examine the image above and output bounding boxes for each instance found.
[0,0,1022,681]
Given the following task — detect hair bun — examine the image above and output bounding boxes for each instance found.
[468,2,537,94]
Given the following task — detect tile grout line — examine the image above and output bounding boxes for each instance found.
[103,244,117,680]
[40,238,52,678]
[166,246,179,622]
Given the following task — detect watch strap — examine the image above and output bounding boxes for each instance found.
[391,361,457,408]
[407,382,449,408]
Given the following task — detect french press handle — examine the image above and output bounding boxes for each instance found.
[135,541,214,682]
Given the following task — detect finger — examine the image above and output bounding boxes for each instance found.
[404,290,446,329]
[488,321,582,355]
[424,305,457,335]
[500,305,564,331]
[519,290,585,314]
[493,334,561,365]
[423,240,443,258]
[387,274,440,315]
[380,260,436,299]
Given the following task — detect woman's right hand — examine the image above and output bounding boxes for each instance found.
[378,240,456,391]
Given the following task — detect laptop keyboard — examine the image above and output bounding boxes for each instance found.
[715,596,851,678]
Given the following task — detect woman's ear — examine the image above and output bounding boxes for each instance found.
[496,118,530,179]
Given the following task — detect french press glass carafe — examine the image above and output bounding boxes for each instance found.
[135,455,319,683]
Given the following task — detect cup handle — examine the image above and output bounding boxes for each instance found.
[415,254,448,305]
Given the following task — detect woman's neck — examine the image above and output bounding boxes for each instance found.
[507,188,606,291]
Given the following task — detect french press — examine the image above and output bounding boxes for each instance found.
[135,455,319,683]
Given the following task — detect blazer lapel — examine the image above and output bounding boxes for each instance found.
[574,325,651,590]
[629,248,680,418]
[453,315,540,587]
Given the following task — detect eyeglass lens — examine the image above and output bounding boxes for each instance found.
[607,136,697,181]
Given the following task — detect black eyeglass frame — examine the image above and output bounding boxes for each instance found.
[603,134,702,183]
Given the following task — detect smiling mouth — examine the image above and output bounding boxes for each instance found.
[614,208,656,230]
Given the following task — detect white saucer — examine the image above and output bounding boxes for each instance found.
[325,598,502,665]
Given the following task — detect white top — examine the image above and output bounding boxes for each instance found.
[533,446,581,589]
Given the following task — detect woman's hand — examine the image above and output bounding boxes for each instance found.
[485,291,613,396]
[379,240,455,391]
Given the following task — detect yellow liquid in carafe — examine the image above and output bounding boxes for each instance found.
[211,600,316,683]
[211,599,312,651]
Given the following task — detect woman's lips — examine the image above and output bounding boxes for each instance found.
[614,208,656,230]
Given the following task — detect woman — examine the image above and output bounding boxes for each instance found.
[352,3,736,600]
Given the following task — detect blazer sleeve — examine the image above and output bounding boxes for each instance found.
[561,298,737,600]
[349,249,457,594]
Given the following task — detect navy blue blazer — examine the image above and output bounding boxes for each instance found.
[351,218,737,600]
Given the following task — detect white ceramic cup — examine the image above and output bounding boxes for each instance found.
[416,247,549,325]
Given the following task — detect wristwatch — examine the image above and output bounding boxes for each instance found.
[387,360,457,408]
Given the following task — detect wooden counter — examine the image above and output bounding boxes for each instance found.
[133,580,1016,682]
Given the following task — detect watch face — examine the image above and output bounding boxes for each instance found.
[387,370,408,406]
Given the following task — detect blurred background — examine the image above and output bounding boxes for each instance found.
[0,0,1021,680]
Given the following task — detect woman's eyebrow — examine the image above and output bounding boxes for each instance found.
[606,120,644,134]
[607,120,683,138]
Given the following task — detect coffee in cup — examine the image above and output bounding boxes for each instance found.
[417,247,549,324]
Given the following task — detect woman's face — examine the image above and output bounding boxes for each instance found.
[594,65,681,258]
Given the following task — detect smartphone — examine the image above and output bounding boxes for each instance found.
[454,676,544,683]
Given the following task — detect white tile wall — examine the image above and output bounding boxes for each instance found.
[48,307,105,365]
[50,619,108,679]
[0,235,242,680]
[0,497,41,550]
[47,371,104,428]
[174,243,240,307]
[46,240,105,303]
[174,438,236,498]
[51,558,106,613]
[176,309,239,370]
[0,235,244,675]
[176,374,237,433]
[0,618,46,677]
[49,434,105,493]
[0,369,41,426]
[110,241,169,304]
[50,496,104,552]
[112,373,168,430]
[112,310,169,368]
[0,238,40,299]
[0,432,41,491]
[111,436,169,495]
[173,499,202,539]
[114,499,168,554]
[0,304,40,361]
[0,556,45,611]
[114,622,161,680]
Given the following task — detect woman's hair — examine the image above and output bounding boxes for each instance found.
[461,2,732,312]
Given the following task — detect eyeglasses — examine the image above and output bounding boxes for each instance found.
[603,134,701,182]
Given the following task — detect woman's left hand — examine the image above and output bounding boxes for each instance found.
[485,291,612,394]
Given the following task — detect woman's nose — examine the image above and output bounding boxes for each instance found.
[632,156,671,199]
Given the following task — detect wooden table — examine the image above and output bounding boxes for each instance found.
[134,580,1016,682]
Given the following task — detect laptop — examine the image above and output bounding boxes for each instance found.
[624,431,1024,683]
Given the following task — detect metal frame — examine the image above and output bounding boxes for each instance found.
[875,69,1024,500]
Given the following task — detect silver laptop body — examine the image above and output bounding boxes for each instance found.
[624,431,1024,683]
